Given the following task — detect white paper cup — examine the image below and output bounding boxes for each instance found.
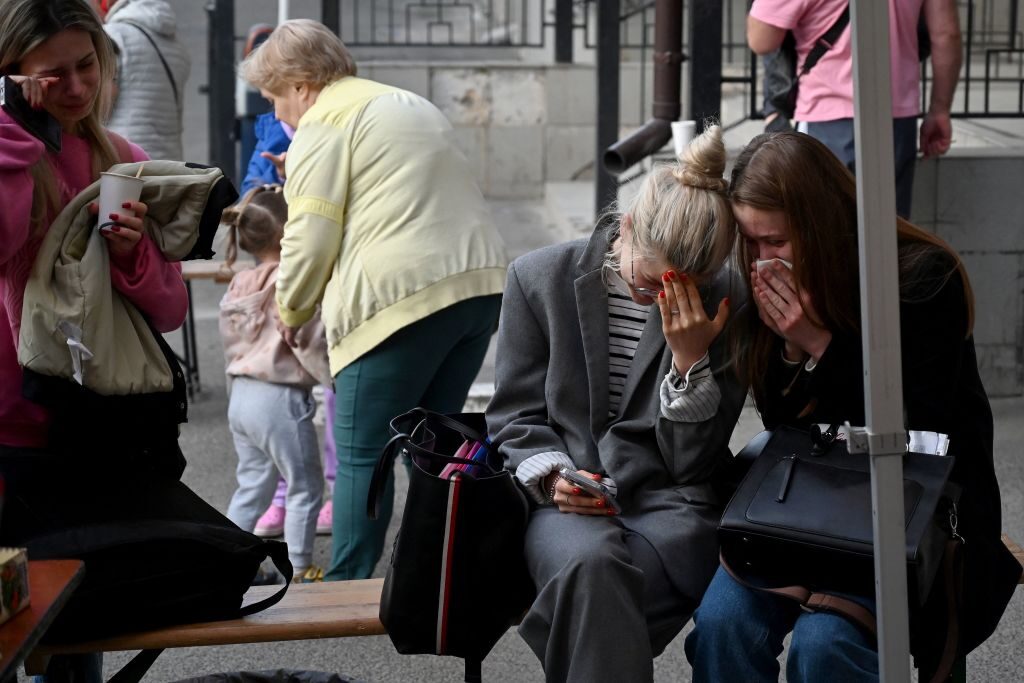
[98,172,144,231]
[671,120,697,159]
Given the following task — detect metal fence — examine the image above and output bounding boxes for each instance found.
[330,0,549,47]
[934,0,1024,117]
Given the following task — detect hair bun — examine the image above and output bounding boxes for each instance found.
[672,167,729,192]
[673,123,728,193]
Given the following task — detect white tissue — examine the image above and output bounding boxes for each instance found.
[756,258,794,270]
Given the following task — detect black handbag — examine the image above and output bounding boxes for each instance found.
[719,425,958,607]
[368,409,535,683]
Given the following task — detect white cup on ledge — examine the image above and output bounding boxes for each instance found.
[671,120,697,159]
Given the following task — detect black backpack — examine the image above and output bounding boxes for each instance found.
[28,480,292,645]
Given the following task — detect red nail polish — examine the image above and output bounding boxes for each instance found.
[122,202,132,209]
[572,487,581,495]
[679,273,688,281]
[111,226,121,232]
[724,297,730,306]
[595,499,605,508]
[658,291,666,299]
[109,213,119,221]
[668,271,678,280]
[606,508,616,516]
[662,272,670,282]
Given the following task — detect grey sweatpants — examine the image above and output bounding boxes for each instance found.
[226,377,324,571]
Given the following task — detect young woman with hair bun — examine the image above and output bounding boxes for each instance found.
[486,124,747,682]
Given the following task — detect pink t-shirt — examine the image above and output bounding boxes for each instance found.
[751,0,924,121]
[0,112,188,448]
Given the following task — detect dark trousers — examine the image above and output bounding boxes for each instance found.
[806,117,919,219]
[326,294,502,580]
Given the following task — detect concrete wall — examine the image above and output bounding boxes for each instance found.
[359,61,653,198]
[911,150,1024,397]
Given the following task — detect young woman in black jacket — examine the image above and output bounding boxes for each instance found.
[684,131,1020,682]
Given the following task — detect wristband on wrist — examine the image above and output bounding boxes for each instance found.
[547,473,560,504]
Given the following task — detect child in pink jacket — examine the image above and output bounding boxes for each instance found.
[219,185,330,581]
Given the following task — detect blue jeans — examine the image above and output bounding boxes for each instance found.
[806,117,918,219]
[684,566,879,683]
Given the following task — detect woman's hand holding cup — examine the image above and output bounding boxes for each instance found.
[90,198,147,258]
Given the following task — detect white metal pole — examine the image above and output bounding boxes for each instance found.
[848,1,911,681]
[278,0,290,26]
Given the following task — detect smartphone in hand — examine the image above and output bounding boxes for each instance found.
[558,467,622,513]
[0,75,61,153]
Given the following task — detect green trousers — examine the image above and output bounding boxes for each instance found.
[327,294,501,580]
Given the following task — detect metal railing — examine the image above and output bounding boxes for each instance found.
[329,0,549,47]
[926,0,1024,117]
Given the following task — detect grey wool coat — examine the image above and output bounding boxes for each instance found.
[486,226,748,601]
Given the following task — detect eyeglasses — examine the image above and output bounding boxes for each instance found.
[629,230,663,299]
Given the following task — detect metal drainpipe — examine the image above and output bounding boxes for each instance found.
[603,0,684,175]
[206,0,236,183]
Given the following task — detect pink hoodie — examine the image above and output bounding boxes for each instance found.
[219,261,331,388]
[0,110,188,448]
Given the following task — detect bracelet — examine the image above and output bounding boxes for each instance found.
[547,473,560,504]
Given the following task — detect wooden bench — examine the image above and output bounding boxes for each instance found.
[1003,534,1024,575]
[24,539,1024,679]
[25,578,384,675]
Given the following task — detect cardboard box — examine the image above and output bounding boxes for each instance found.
[0,547,29,625]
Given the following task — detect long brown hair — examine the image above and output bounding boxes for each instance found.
[729,132,974,398]
[0,0,119,235]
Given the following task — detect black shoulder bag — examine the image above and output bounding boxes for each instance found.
[368,409,535,683]
[718,425,963,681]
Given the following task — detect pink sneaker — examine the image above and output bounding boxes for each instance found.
[316,500,333,535]
[254,504,285,538]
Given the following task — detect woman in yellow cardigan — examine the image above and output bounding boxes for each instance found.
[240,19,508,580]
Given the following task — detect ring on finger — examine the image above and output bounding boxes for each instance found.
[670,309,680,315]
